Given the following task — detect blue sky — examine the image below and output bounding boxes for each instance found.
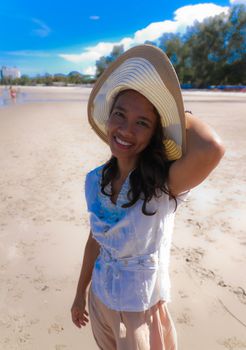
[0,0,244,76]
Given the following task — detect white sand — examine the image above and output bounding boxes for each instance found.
[0,87,245,349]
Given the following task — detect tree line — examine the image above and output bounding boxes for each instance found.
[0,72,96,86]
[95,5,246,88]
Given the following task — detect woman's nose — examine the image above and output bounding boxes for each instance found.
[119,121,134,136]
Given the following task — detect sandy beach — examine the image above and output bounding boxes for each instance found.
[0,86,246,350]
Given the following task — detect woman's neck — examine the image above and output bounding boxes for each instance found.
[116,158,136,180]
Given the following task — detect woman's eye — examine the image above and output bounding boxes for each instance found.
[137,120,149,128]
[113,111,124,118]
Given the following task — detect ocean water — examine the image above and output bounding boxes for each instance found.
[0,87,83,107]
[1,86,245,108]
[0,87,27,107]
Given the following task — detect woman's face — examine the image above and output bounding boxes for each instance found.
[107,90,157,165]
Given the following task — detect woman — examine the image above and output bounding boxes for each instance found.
[9,86,17,101]
[71,45,225,349]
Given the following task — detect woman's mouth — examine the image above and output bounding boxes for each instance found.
[114,136,133,148]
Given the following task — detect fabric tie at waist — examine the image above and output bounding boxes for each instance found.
[100,248,159,276]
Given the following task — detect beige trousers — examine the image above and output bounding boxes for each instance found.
[88,286,178,350]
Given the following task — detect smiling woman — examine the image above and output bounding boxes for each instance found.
[71,44,225,350]
[107,90,158,164]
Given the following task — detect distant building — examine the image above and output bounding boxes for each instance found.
[1,66,21,79]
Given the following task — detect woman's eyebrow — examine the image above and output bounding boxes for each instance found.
[112,105,126,112]
[138,116,152,124]
[113,105,153,124]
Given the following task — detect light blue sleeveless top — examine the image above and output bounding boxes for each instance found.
[85,164,188,311]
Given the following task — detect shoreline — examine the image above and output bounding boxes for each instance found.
[0,86,245,109]
[1,85,246,95]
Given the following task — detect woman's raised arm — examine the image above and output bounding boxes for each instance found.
[168,112,225,196]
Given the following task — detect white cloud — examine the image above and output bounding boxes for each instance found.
[129,3,229,44]
[133,21,178,43]
[59,42,118,63]
[230,0,246,4]
[119,37,134,49]
[31,18,51,37]
[59,51,99,63]
[60,3,229,74]
[174,3,229,33]
[84,66,97,75]
[174,3,228,24]
[89,16,100,20]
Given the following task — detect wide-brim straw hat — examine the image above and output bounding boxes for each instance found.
[87,44,186,160]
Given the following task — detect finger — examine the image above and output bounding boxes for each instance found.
[83,313,89,322]
[79,316,89,324]
[84,309,89,316]
[72,311,84,328]
[72,309,89,327]
[72,317,81,328]
[79,319,88,327]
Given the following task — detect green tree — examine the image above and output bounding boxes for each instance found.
[183,5,246,86]
[18,75,31,86]
[0,76,12,85]
[224,4,246,84]
[43,74,53,86]
[158,33,187,82]
[95,56,109,78]
[110,45,124,62]
[184,14,227,87]
[67,72,83,84]
[95,45,124,78]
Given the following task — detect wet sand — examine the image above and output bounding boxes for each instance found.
[0,86,245,349]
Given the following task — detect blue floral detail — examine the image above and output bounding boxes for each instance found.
[96,168,131,225]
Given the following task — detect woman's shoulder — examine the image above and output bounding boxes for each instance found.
[86,163,105,179]
[85,163,107,193]
[84,164,106,205]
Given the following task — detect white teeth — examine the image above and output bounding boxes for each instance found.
[115,136,132,146]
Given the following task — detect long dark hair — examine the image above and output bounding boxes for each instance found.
[101,91,176,215]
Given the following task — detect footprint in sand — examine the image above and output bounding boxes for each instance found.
[185,247,204,264]
[178,290,189,299]
[48,323,64,334]
[176,310,193,326]
[232,286,246,305]
[55,345,67,350]
[218,336,246,349]
[17,333,31,345]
